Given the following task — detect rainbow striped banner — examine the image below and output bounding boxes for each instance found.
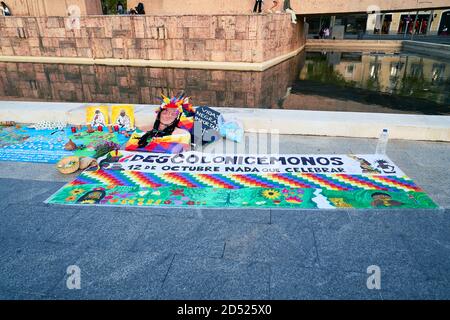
[47,153,437,209]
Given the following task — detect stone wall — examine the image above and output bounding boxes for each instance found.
[4,0,102,16]
[0,14,304,63]
[0,52,304,108]
[127,0,450,15]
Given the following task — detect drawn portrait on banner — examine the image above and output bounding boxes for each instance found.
[86,106,109,128]
[111,105,135,131]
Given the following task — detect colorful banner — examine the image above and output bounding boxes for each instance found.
[0,125,72,163]
[0,125,128,163]
[46,151,437,209]
[97,151,405,176]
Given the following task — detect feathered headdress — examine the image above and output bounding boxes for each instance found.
[159,92,195,117]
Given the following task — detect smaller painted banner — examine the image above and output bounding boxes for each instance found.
[0,125,129,163]
[97,151,405,176]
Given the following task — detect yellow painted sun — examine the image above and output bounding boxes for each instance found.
[262,189,281,200]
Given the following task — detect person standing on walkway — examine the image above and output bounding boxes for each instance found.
[324,27,330,39]
[117,1,125,14]
[0,2,11,16]
[253,0,263,13]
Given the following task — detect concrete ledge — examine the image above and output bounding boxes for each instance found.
[1,101,449,142]
[0,46,304,72]
[306,40,403,52]
[225,108,450,142]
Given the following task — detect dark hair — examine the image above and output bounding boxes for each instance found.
[137,109,181,148]
[136,2,145,14]
[76,189,106,204]
[371,192,390,198]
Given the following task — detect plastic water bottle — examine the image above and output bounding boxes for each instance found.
[375,129,389,154]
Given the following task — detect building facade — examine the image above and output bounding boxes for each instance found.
[3,0,102,16]
[307,9,450,36]
[366,9,450,35]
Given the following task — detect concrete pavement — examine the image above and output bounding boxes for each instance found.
[0,134,449,299]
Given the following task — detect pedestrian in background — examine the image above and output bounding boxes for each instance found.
[136,2,145,14]
[0,1,11,16]
[283,0,297,24]
[253,0,263,13]
[117,1,125,14]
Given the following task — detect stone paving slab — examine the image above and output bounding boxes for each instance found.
[0,134,449,299]
[158,255,271,300]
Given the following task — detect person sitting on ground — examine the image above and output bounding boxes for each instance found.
[0,1,11,16]
[318,27,324,39]
[136,2,145,14]
[137,95,191,149]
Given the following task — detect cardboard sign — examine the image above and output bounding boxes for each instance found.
[194,106,222,145]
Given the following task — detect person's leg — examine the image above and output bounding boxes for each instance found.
[253,0,258,12]
[258,0,262,13]
[286,9,297,23]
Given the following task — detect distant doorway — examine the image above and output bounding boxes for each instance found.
[398,14,431,35]
[438,10,450,35]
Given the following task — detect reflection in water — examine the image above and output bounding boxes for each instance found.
[0,50,448,114]
[0,53,304,109]
[294,51,449,114]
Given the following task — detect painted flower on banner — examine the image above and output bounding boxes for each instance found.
[70,189,84,196]
[65,196,77,201]
[262,189,281,200]
[171,189,185,196]
[285,196,302,204]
